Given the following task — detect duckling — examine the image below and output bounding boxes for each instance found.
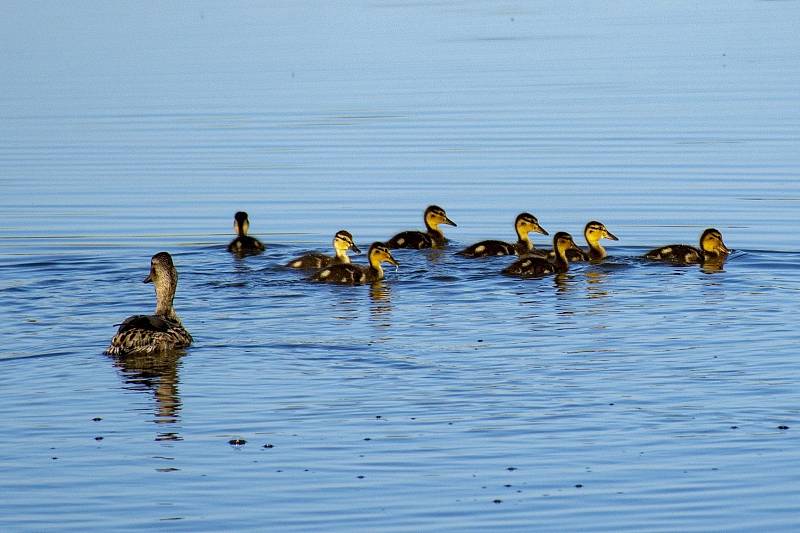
[287,230,361,269]
[645,228,729,264]
[386,205,457,249]
[536,221,618,262]
[457,212,549,258]
[227,211,265,255]
[312,242,398,284]
[106,252,192,356]
[502,232,581,277]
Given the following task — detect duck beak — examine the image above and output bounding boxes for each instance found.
[604,229,619,241]
[534,223,549,236]
[718,241,730,254]
[144,270,154,284]
[386,254,399,267]
[351,242,362,254]
[569,238,581,251]
[443,216,457,227]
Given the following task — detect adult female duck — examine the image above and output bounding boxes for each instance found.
[106,252,192,356]
[386,205,457,249]
[312,242,398,284]
[457,212,548,258]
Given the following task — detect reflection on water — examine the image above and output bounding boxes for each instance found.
[368,281,392,327]
[110,351,184,442]
[585,269,609,299]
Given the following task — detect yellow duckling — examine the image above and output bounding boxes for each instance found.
[502,232,581,277]
[534,220,618,262]
[106,252,192,356]
[457,212,549,258]
[286,230,361,269]
[645,228,729,264]
[227,211,265,255]
[312,242,399,284]
[386,205,457,249]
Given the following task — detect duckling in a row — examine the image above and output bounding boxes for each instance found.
[457,212,548,258]
[312,242,398,284]
[532,220,618,262]
[106,252,192,356]
[503,232,581,277]
[227,211,265,255]
[286,230,361,269]
[386,205,456,249]
[645,228,729,264]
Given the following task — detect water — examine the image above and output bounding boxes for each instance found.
[1,1,800,530]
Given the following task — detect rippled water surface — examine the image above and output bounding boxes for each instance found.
[2,1,800,531]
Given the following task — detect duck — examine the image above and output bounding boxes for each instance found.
[386,205,456,249]
[227,211,265,255]
[533,221,618,262]
[645,228,729,264]
[457,212,549,258]
[502,232,581,277]
[311,242,398,284]
[106,252,192,356]
[286,230,361,269]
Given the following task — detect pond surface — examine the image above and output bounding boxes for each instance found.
[1,1,799,531]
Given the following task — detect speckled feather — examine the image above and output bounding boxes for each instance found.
[458,239,521,258]
[645,245,703,264]
[106,315,192,356]
[311,263,383,284]
[227,235,265,255]
[502,256,558,277]
[386,230,438,249]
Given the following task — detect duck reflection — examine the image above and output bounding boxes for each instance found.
[553,272,572,295]
[110,351,185,441]
[369,281,392,326]
[701,257,726,274]
[585,269,609,299]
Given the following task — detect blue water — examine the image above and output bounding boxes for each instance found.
[1,1,800,531]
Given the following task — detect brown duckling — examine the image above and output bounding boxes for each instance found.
[502,232,581,277]
[312,242,399,284]
[106,252,192,356]
[227,211,265,255]
[645,228,729,264]
[535,221,618,262]
[457,212,548,258]
[287,230,361,269]
[386,205,456,249]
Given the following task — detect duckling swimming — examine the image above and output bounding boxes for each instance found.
[645,228,729,264]
[287,230,361,269]
[312,242,398,284]
[227,211,265,255]
[502,232,581,277]
[536,221,618,262]
[106,252,192,356]
[458,212,548,258]
[386,205,456,249]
